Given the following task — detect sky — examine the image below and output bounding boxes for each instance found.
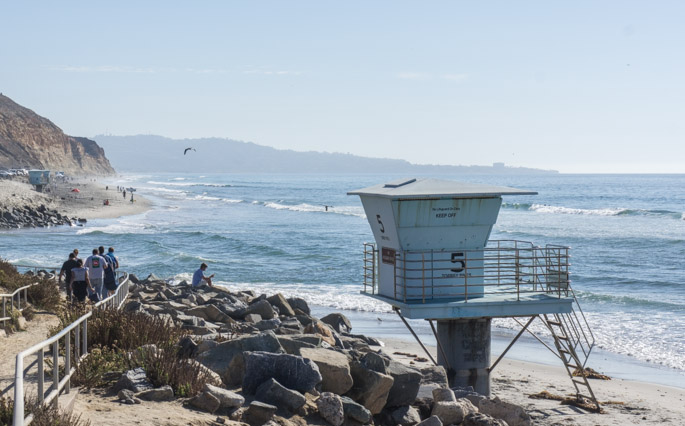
[1,1,684,174]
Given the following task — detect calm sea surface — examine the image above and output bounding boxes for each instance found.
[2,173,684,383]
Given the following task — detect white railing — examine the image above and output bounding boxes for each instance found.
[1,266,59,327]
[362,240,572,303]
[12,271,130,426]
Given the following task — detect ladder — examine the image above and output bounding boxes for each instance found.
[541,312,601,412]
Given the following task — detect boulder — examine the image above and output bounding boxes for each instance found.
[266,293,296,317]
[391,405,422,426]
[299,347,353,395]
[464,412,509,426]
[303,321,336,346]
[255,378,306,412]
[478,397,532,426]
[431,399,478,425]
[416,415,443,426]
[255,318,282,331]
[317,392,344,426]
[287,297,310,315]
[242,299,276,320]
[360,352,388,373]
[114,368,153,393]
[242,351,322,394]
[432,388,457,403]
[197,332,284,384]
[320,313,352,334]
[117,389,142,405]
[346,360,394,415]
[178,336,198,358]
[244,401,278,426]
[385,360,422,407]
[190,390,221,413]
[136,385,175,402]
[204,383,245,409]
[244,313,263,324]
[277,335,319,355]
[186,304,234,323]
[340,396,372,424]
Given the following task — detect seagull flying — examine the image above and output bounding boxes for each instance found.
[184,147,196,155]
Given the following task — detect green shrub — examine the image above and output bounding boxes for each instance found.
[72,345,129,388]
[136,346,213,397]
[86,307,186,351]
[26,279,62,312]
[0,396,12,426]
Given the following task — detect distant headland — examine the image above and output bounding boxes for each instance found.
[95,134,559,175]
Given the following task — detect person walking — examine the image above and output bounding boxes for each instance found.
[85,248,109,300]
[58,252,79,299]
[192,263,214,288]
[70,259,94,303]
[103,246,119,296]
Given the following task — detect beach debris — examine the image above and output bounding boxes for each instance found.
[573,367,611,380]
[529,390,603,413]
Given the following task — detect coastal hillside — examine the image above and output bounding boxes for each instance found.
[95,134,558,174]
[0,94,115,175]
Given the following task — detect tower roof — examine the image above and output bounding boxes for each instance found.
[348,178,537,199]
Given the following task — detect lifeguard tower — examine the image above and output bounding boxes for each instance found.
[28,169,50,192]
[349,178,599,410]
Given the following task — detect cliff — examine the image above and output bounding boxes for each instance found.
[0,94,115,175]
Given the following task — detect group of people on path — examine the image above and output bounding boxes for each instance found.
[58,247,120,303]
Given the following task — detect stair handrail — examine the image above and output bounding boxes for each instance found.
[12,271,130,426]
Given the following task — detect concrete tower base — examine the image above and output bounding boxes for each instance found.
[436,318,492,395]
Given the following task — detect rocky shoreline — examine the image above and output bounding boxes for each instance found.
[105,274,532,426]
[0,203,83,229]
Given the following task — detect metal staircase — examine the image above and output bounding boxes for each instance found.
[541,309,601,412]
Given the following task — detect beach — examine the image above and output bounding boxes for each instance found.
[0,176,151,224]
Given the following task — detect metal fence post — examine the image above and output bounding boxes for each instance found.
[13,354,24,426]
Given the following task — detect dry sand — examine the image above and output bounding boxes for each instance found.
[0,176,151,222]
[381,337,685,425]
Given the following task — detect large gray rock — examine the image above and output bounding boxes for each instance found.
[346,360,394,415]
[242,351,322,394]
[385,360,422,407]
[464,412,509,426]
[340,396,372,424]
[320,313,352,333]
[189,390,221,413]
[242,299,276,320]
[114,367,153,393]
[478,396,532,426]
[431,399,478,425]
[286,297,310,315]
[300,348,353,395]
[197,332,283,384]
[255,318,281,331]
[432,388,457,403]
[136,385,174,402]
[255,378,306,412]
[391,405,422,426]
[416,415,443,426]
[317,392,344,426]
[203,383,245,409]
[244,401,277,426]
[186,304,234,324]
[266,293,296,317]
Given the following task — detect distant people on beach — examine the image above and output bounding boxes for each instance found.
[86,248,109,300]
[192,263,214,288]
[70,259,94,303]
[123,190,126,199]
[59,252,79,300]
[73,248,80,260]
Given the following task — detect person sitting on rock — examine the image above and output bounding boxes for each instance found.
[192,263,214,288]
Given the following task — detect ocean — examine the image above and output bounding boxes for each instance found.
[2,173,684,387]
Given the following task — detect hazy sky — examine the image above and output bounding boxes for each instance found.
[1,1,684,173]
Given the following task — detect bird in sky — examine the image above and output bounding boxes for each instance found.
[184,147,196,155]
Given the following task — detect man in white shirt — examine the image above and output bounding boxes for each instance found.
[85,248,109,300]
